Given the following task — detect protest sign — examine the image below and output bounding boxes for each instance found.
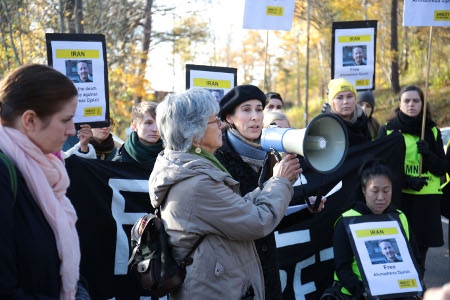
[331,21,377,91]
[46,33,110,128]
[186,64,237,103]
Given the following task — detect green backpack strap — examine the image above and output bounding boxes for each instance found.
[0,151,17,199]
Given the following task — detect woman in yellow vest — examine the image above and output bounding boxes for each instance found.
[377,85,445,269]
[332,160,423,299]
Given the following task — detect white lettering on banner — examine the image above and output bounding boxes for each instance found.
[295,255,316,299]
[276,230,335,298]
[275,229,311,247]
[110,179,149,275]
[320,247,334,261]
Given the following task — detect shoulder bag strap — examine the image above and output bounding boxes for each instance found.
[0,151,17,199]
[180,235,206,268]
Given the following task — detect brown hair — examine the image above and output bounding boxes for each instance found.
[387,85,432,121]
[131,101,158,126]
[0,64,78,126]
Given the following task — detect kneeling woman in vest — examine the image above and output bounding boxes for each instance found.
[333,160,423,299]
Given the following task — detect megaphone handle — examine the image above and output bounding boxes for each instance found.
[270,147,282,162]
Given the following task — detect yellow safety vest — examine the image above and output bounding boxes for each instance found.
[387,128,442,195]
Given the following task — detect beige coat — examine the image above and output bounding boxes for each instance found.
[149,150,293,300]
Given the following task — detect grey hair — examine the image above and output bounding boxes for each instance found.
[156,87,219,151]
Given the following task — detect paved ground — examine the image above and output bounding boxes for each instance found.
[423,217,450,289]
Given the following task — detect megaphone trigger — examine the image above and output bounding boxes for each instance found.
[269,147,282,162]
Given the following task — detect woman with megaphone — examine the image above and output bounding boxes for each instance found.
[214,84,325,299]
[322,78,371,147]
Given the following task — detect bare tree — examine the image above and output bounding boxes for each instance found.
[135,0,153,104]
[390,0,400,93]
[0,0,21,65]
[66,0,84,33]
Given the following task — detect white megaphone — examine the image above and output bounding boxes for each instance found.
[261,113,348,174]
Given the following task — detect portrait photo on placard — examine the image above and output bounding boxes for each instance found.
[206,88,224,103]
[365,238,403,265]
[343,45,367,67]
[65,59,93,83]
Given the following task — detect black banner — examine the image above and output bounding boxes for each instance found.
[66,132,405,300]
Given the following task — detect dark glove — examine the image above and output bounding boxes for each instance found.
[407,176,428,191]
[322,102,331,113]
[416,140,430,156]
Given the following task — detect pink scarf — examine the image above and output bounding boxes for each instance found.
[0,125,80,299]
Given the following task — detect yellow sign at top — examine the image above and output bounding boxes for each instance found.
[355,227,399,238]
[338,35,372,43]
[266,6,284,16]
[56,49,100,59]
[193,78,231,89]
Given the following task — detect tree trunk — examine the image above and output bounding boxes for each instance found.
[66,0,75,33]
[1,0,21,65]
[74,0,84,34]
[403,28,409,73]
[58,0,65,32]
[135,0,153,104]
[390,0,400,93]
[304,0,310,126]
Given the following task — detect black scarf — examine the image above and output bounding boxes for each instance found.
[90,133,115,159]
[342,113,371,147]
[386,110,438,153]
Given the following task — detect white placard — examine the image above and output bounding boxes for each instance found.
[186,64,237,103]
[333,27,376,90]
[48,37,108,125]
[403,0,450,27]
[243,0,295,31]
[348,220,422,297]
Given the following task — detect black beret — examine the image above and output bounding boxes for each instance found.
[218,85,266,120]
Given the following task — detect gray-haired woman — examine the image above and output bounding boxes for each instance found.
[149,87,302,299]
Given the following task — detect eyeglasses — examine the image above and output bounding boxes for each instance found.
[207,117,222,128]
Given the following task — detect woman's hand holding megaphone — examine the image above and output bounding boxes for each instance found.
[272,153,302,184]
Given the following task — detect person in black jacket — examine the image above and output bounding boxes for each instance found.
[117,101,163,174]
[333,160,423,299]
[377,85,446,269]
[0,64,89,298]
[357,90,380,140]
